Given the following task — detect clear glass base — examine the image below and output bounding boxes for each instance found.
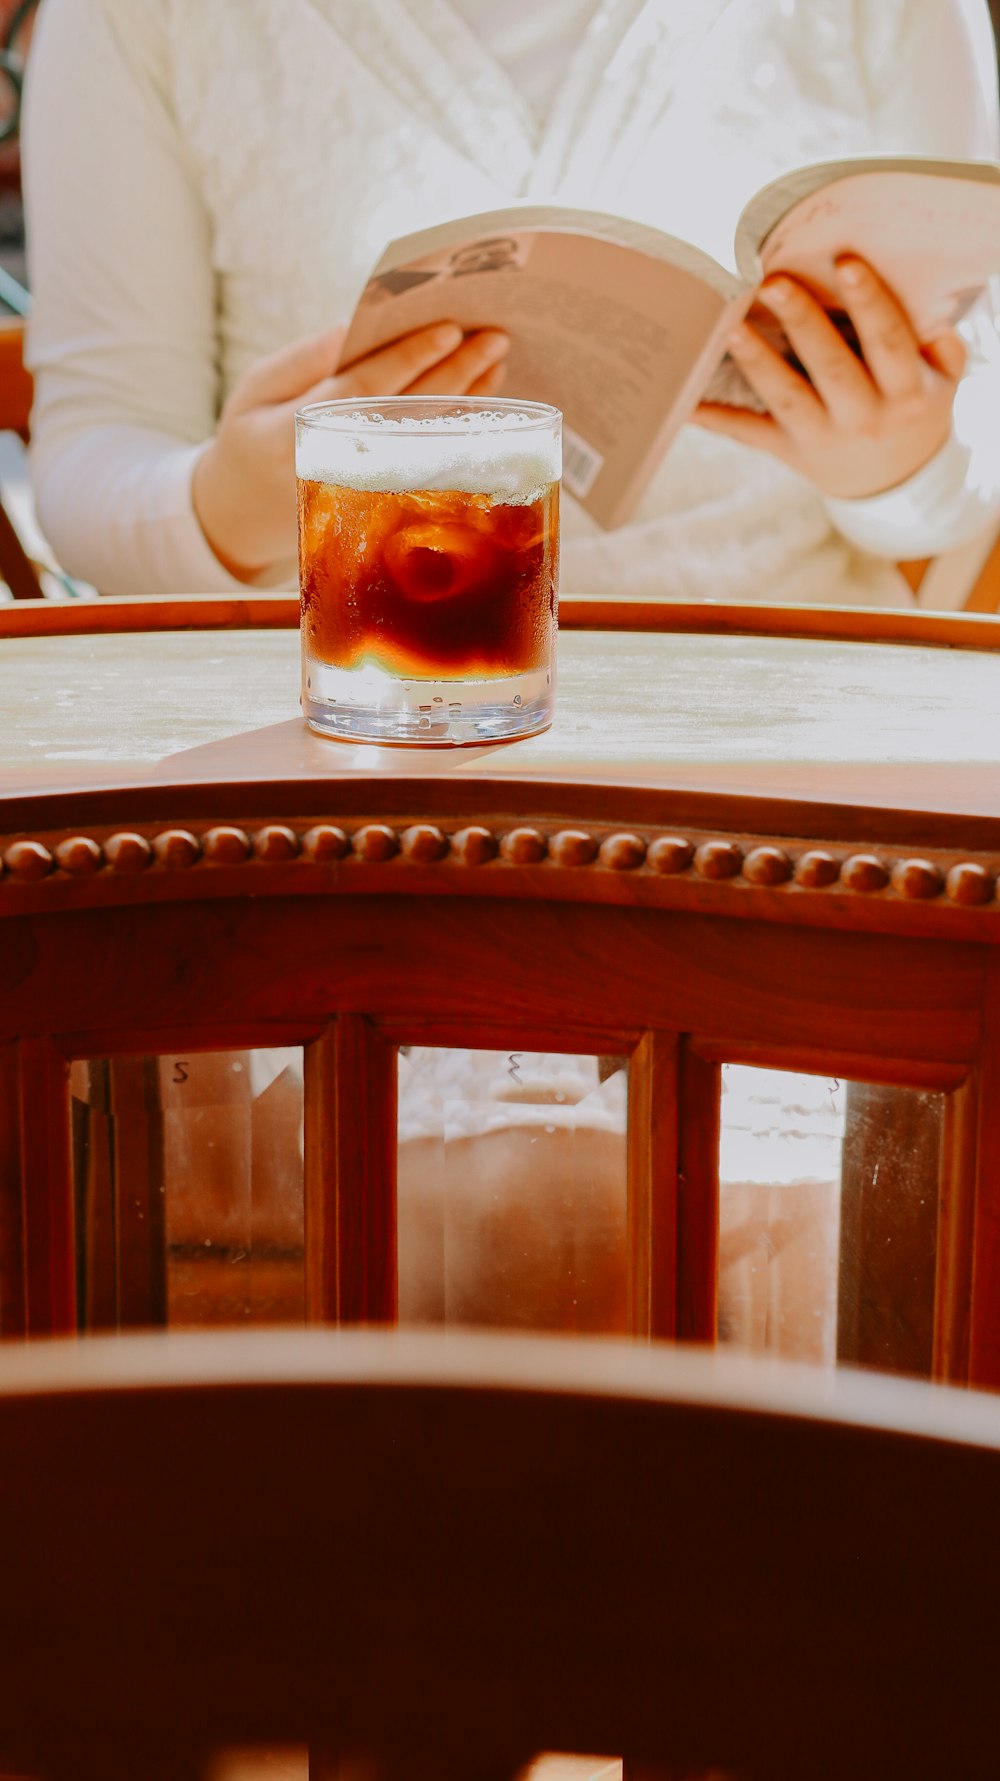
[303,655,554,746]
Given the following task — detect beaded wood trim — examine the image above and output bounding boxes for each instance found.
[0,818,996,912]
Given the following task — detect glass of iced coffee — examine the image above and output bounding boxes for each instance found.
[296,396,561,745]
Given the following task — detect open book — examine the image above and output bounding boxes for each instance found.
[337,154,1000,529]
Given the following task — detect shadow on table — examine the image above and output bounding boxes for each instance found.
[151,717,504,781]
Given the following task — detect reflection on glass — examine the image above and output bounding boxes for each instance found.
[718,1065,844,1365]
[70,1049,305,1330]
[397,1049,628,1334]
[838,1079,943,1378]
[718,1065,943,1374]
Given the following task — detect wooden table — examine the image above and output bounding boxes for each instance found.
[4,610,1000,1385]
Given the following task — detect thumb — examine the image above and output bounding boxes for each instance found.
[229,325,347,410]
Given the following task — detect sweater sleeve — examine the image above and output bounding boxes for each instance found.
[822,0,1000,560]
[21,0,256,595]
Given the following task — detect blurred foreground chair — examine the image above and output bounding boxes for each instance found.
[0,1325,997,1781]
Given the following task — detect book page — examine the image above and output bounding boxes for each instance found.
[735,160,1000,338]
[338,217,745,529]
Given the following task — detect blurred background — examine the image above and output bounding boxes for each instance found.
[0,0,34,291]
[2,2,999,292]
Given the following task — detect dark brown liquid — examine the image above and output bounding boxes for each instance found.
[298,480,558,678]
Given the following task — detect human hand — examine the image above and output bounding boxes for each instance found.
[192,320,510,581]
[692,256,966,500]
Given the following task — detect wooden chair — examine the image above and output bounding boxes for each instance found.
[901,530,1000,614]
[0,313,43,599]
[0,1325,997,1781]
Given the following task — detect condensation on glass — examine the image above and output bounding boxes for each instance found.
[718,1064,943,1374]
[397,1048,628,1334]
[70,1049,305,1330]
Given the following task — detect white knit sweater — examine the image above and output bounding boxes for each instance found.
[21,0,1000,603]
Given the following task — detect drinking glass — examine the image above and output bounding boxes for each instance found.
[296,396,561,745]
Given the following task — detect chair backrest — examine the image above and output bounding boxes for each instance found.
[0,311,42,597]
[0,1327,997,1781]
[0,313,30,435]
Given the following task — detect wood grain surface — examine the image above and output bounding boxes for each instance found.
[4,627,1000,831]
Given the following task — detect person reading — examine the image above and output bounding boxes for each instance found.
[20,0,1000,608]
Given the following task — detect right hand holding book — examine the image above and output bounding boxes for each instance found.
[692,255,966,501]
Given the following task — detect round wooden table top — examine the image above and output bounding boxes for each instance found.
[3,614,1000,934]
[4,618,1000,809]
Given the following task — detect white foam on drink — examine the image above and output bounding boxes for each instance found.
[296,407,561,502]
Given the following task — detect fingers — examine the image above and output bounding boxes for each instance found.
[298,327,509,408]
[335,321,465,395]
[924,329,967,381]
[758,277,876,425]
[230,326,347,408]
[831,257,930,399]
[266,327,511,461]
[698,261,966,498]
[465,362,508,398]
[233,320,512,424]
[725,317,827,438]
[691,401,790,457]
[405,328,509,395]
[294,371,355,411]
